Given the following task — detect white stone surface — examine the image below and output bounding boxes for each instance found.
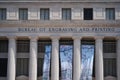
[95,37,104,80]
[0,2,118,20]
[73,36,81,80]
[93,8,105,20]
[29,36,37,80]
[72,8,83,20]
[0,1,120,80]
[7,36,16,80]
[117,38,120,80]
[51,36,59,80]
[7,7,18,20]
[116,8,120,20]
[50,8,61,20]
[28,8,40,20]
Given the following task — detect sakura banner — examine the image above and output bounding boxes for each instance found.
[60,45,73,80]
[80,45,95,80]
[43,45,51,80]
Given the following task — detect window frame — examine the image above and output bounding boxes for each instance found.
[84,8,93,20]
[40,8,50,20]
[16,39,30,53]
[62,8,71,20]
[106,8,115,20]
[19,8,28,20]
[0,8,6,20]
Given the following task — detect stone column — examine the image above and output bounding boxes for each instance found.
[51,36,59,80]
[72,36,81,80]
[29,36,38,80]
[7,36,16,80]
[117,37,120,80]
[95,37,104,80]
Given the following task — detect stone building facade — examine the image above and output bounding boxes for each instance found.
[0,0,120,80]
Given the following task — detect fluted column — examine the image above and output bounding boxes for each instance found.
[72,36,81,80]
[51,36,59,80]
[7,36,16,80]
[95,36,104,80]
[29,36,38,80]
[117,37,120,80]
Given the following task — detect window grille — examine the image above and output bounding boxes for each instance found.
[0,39,8,53]
[16,58,29,76]
[62,8,71,20]
[17,40,30,53]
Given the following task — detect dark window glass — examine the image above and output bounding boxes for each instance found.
[0,58,7,77]
[103,40,116,53]
[104,58,117,77]
[38,40,51,53]
[37,58,44,76]
[17,40,30,53]
[40,8,49,20]
[19,8,28,20]
[84,8,93,20]
[16,58,29,76]
[106,8,115,20]
[62,8,71,20]
[0,8,6,20]
[0,39,8,53]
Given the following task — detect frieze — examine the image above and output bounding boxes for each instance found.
[0,27,120,33]
[17,27,118,33]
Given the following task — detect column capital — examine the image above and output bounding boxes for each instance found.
[29,36,38,42]
[72,36,82,40]
[116,36,120,40]
[50,35,60,40]
[94,36,104,40]
[7,35,16,39]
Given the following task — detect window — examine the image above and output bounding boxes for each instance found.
[40,8,49,20]
[0,58,7,77]
[17,40,30,53]
[81,40,95,77]
[38,40,51,53]
[0,39,8,53]
[16,58,29,76]
[37,58,44,77]
[104,58,116,77]
[19,8,28,20]
[106,8,115,20]
[0,8,6,20]
[84,8,93,20]
[59,39,73,77]
[62,8,71,20]
[103,40,116,53]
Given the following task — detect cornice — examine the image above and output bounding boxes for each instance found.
[0,20,120,27]
[0,0,120,3]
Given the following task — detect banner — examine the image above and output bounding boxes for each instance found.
[80,45,94,80]
[60,45,73,80]
[43,45,51,80]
